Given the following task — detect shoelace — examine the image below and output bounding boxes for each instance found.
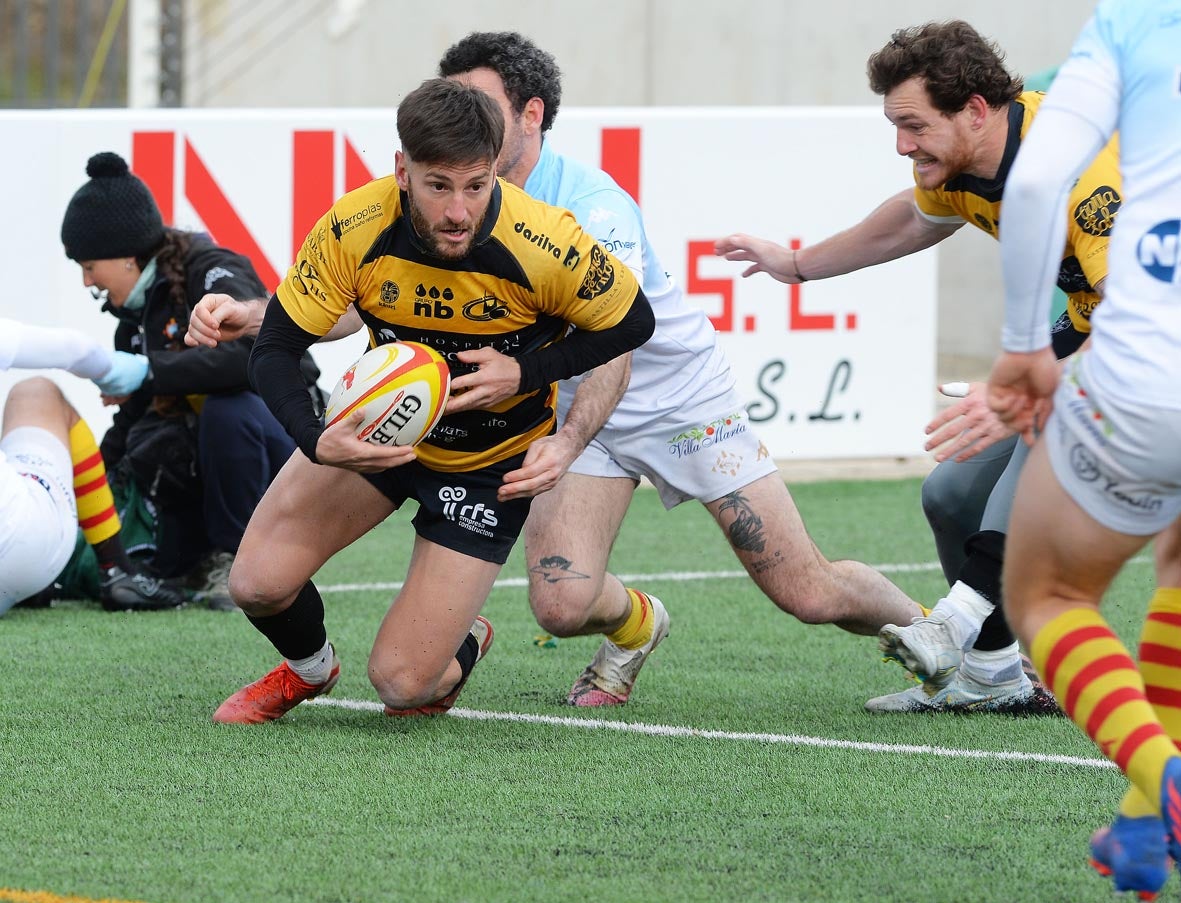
[130,573,168,597]
[240,664,307,703]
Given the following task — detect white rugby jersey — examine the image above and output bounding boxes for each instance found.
[524,142,732,430]
[1001,0,1181,406]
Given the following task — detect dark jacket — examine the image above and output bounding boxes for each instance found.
[100,234,320,465]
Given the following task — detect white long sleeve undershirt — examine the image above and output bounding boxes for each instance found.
[0,318,113,379]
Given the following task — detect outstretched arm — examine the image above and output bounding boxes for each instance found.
[187,295,364,348]
[0,318,113,378]
[714,188,960,284]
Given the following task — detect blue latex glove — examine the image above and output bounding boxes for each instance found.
[95,351,150,396]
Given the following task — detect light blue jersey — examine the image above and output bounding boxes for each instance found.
[524,143,733,430]
[1076,0,1181,404]
[1001,0,1181,405]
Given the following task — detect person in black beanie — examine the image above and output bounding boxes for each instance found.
[60,151,321,610]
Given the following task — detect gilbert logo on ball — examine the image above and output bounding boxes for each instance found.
[324,342,451,446]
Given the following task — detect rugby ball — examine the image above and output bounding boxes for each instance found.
[324,342,450,446]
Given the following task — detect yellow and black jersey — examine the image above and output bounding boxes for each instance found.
[914,90,1121,333]
[275,176,642,472]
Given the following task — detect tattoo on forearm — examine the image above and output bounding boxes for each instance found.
[718,491,767,553]
[530,555,590,583]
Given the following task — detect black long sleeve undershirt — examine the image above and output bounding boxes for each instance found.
[249,284,654,464]
[248,298,326,462]
[516,285,654,393]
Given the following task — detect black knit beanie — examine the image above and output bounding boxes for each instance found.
[60,152,165,262]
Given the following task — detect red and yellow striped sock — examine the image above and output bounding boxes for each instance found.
[607,589,655,650]
[1120,589,1181,817]
[1033,607,1178,814]
[69,419,120,546]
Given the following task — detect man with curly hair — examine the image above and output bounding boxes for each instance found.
[717,20,1124,715]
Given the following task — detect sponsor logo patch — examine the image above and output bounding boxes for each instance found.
[711,450,743,477]
[380,280,400,307]
[438,485,499,537]
[515,221,562,260]
[576,244,616,301]
[331,202,382,240]
[203,266,235,290]
[1074,185,1121,236]
[668,413,748,459]
[291,259,327,302]
[462,293,510,321]
[1138,220,1181,284]
[414,283,454,319]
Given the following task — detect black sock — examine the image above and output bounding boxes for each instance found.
[246,581,328,660]
[92,535,133,574]
[960,530,1014,652]
[454,631,479,684]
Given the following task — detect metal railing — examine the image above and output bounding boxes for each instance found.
[1,0,182,108]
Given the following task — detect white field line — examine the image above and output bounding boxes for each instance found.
[319,561,943,595]
[306,696,1114,770]
[313,553,1151,769]
[318,555,1151,595]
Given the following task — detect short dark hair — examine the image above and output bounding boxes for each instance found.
[396,78,505,166]
[438,31,562,133]
[866,20,1022,113]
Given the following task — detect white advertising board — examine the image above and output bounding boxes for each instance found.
[0,108,933,460]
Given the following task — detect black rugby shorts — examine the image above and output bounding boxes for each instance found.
[362,451,532,564]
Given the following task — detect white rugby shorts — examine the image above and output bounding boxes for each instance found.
[1044,355,1181,536]
[566,390,780,510]
[0,427,77,613]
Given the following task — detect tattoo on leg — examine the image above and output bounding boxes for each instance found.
[748,551,783,575]
[718,491,767,553]
[530,555,590,583]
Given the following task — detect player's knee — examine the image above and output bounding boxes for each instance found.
[529,584,598,636]
[367,658,438,709]
[225,561,285,615]
[920,474,960,531]
[9,375,63,405]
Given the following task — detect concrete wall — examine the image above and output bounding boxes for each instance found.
[181,0,1097,371]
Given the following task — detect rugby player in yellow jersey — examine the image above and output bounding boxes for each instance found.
[717,20,1124,714]
[211,79,653,724]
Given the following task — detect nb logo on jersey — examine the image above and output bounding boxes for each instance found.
[462,294,510,322]
[414,283,454,319]
[1138,220,1181,283]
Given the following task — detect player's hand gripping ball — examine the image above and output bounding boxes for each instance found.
[324,342,451,446]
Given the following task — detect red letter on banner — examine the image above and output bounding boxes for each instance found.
[344,138,375,193]
[687,240,734,332]
[131,132,175,226]
[293,131,335,264]
[601,127,640,206]
[788,238,835,331]
[184,139,280,292]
